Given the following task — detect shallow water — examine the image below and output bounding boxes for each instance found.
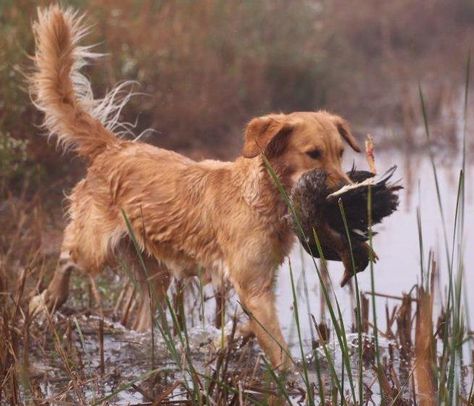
[277,147,474,354]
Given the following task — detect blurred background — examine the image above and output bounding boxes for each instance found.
[1,0,473,196]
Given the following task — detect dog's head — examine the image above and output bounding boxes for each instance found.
[242,111,361,189]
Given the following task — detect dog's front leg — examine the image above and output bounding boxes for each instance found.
[234,281,290,370]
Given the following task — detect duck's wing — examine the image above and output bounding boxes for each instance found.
[326,166,402,232]
[327,166,399,202]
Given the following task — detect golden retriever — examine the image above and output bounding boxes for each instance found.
[29,6,360,370]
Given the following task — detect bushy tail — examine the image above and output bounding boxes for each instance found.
[31,6,131,159]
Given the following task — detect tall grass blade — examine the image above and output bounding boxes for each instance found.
[289,259,314,404]
[367,185,384,402]
[337,199,364,404]
[418,85,456,401]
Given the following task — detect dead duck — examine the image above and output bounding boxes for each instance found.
[290,166,401,286]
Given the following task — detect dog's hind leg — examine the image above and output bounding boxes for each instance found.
[29,224,81,316]
[29,213,110,317]
[119,252,171,332]
[132,264,171,332]
[214,285,226,329]
[29,253,77,316]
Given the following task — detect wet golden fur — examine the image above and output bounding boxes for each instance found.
[30,6,360,369]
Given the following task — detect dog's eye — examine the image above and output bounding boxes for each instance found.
[339,149,344,158]
[306,149,322,160]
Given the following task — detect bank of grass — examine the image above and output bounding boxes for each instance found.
[1,64,473,405]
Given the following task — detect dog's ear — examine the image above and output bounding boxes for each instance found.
[242,116,293,158]
[333,116,361,153]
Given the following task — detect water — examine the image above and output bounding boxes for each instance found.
[276,148,474,354]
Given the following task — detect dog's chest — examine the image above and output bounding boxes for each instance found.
[269,220,296,263]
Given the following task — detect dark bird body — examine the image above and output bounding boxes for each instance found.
[290,166,402,286]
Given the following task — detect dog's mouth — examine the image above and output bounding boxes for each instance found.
[326,173,353,192]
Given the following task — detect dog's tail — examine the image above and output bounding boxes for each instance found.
[31,6,131,160]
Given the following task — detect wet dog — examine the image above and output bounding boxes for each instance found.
[29,6,360,369]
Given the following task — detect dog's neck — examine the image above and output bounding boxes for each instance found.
[234,155,293,224]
